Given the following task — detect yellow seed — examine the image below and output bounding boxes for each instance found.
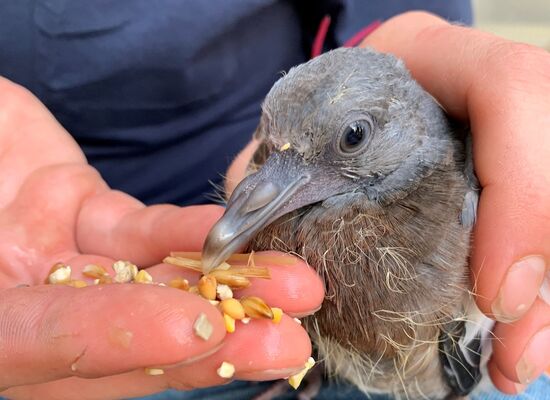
[193,312,213,341]
[220,298,245,320]
[288,357,315,389]
[188,285,199,294]
[198,275,217,300]
[224,313,236,333]
[82,264,108,279]
[134,269,153,284]
[271,307,283,324]
[48,264,72,285]
[280,142,291,151]
[240,296,273,319]
[67,280,88,288]
[168,278,189,290]
[216,361,235,379]
[144,368,164,376]
[209,270,251,289]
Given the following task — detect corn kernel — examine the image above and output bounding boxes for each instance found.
[271,307,283,324]
[224,313,236,333]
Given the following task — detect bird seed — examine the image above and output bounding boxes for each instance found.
[144,368,164,376]
[113,260,138,283]
[220,298,245,320]
[193,312,214,341]
[217,361,235,379]
[288,357,315,389]
[48,264,72,285]
[240,296,274,319]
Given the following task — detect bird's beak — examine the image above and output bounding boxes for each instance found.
[201,149,348,272]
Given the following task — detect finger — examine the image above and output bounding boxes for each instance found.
[236,252,324,316]
[362,12,550,320]
[0,284,224,388]
[2,315,311,399]
[76,189,225,265]
[1,371,171,400]
[491,299,550,386]
[0,77,87,208]
[487,362,524,395]
[147,252,325,316]
[167,315,311,388]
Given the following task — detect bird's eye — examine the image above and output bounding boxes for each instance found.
[338,120,372,154]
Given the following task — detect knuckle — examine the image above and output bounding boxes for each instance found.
[396,10,447,26]
[485,41,550,90]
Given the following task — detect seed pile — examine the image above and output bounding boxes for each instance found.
[163,252,281,334]
[45,252,314,389]
[46,260,154,287]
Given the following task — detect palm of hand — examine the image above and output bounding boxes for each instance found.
[0,78,323,399]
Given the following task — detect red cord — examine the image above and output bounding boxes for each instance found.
[311,16,382,59]
[343,20,382,47]
[311,15,331,58]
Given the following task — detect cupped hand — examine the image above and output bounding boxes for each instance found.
[0,77,324,400]
[361,12,550,394]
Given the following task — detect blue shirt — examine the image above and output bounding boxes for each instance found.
[0,0,472,206]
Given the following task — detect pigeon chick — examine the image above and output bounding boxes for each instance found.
[202,47,492,399]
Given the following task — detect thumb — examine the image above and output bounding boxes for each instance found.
[0,284,224,389]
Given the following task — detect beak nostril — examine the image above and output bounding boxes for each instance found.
[243,181,280,213]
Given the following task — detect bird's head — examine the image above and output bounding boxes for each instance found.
[202,47,453,272]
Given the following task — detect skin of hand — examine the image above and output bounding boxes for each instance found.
[0,77,324,400]
[226,11,550,396]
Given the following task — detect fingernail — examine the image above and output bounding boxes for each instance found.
[515,326,550,384]
[539,269,550,306]
[514,383,526,394]
[237,366,304,380]
[492,256,546,323]
[291,305,321,318]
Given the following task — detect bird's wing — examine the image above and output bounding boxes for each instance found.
[460,133,479,229]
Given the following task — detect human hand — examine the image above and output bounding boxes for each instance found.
[361,12,550,394]
[0,77,324,400]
